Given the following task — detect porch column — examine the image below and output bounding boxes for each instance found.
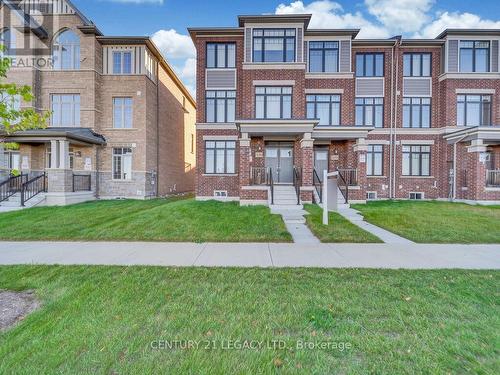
[467,140,489,201]
[239,133,251,187]
[47,139,73,193]
[300,133,314,203]
[352,138,368,202]
[50,140,59,168]
[58,140,70,169]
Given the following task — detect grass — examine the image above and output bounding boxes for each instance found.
[304,204,382,243]
[0,266,498,374]
[0,197,292,243]
[351,200,500,244]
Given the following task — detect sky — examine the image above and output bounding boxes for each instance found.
[71,0,500,94]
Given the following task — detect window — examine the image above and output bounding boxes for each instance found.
[367,145,383,176]
[1,93,21,112]
[355,98,383,127]
[255,86,292,119]
[112,148,132,180]
[403,53,431,76]
[113,98,133,128]
[459,41,490,73]
[205,141,235,174]
[53,29,80,70]
[206,91,236,123]
[306,94,341,126]
[206,43,235,68]
[366,191,377,200]
[4,151,20,171]
[309,41,338,73]
[409,192,424,200]
[113,51,132,74]
[51,94,80,127]
[457,95,491,126]
[253,29,296,63]
[402,145,431,176]
[355,53,384,77]
[0,28,15,56]
[403,98,431,128]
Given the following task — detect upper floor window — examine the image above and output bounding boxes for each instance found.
[1,93,21,112]
[355,98,383,127]
[206,90,235,123]
[403,53,431,77]
[113,97,133,129]
[356,53,384,77]
[255,86,292,119]
[306,94,341,126]
[53,30,80,70]
[51,94,80,127]
[0,28,15,56]
[403,98,431,128]
[113,51,132,74]
[207,43,235,68]
[459,41,490,73]
[457,94,491,126]
[309,41,338,73]
[253,29,295,63]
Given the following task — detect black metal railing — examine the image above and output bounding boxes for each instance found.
[337,168,358,186]
[73,174,92,192]
[21,173,47,206]
[486,170,500,187]
[293,166,301,205]
[0,174,28,203]
[337,169,349,204]
[268,168,274,205]
[313,168,322,204]
[250,167,268,185]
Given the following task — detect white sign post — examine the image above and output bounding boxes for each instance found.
[322,171,339,225]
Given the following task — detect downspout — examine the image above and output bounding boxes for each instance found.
[95,146,100,199]
[392,38,401,198]
[155,61,160,198]
[389,39,397,198]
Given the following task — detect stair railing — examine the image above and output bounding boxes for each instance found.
[313,168,322,204]
[293,166,301,205]
[337,169,349,204]
[268,167,274,205]
[21,173,47,207]
[0,174,28,203]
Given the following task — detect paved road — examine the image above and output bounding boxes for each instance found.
[0,242,499,269]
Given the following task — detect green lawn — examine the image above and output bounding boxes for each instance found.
[0,266,498,373]
[0,197,291,243]
[351,200,500,244]
[304,204,382,243]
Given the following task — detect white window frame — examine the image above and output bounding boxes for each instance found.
[51,94,80,127]
[113,97,133,128]
[112,51,133,74]
[52,29,80,70]
[112,147,133,180]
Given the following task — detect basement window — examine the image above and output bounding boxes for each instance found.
[214,190,228,198]
[409,192,424,200]
[366,191,377,200]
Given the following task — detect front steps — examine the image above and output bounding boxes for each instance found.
[270,185,302,210]
[0,193,46,210]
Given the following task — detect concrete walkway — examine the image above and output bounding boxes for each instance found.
[272,207,320,244]
[0,242,499,269]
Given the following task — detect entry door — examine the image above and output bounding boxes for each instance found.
[314,149,329,180]
[265,143,294,183]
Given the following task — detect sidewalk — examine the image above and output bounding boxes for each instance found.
[0,242,499,269]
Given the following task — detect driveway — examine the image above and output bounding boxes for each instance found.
[0,242,499,269]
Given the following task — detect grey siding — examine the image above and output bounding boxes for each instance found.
[20,0,75,14]
[245,28,252,63]
[403,78,432,97]
[339,40,351,72]
[355,78,384,96]
[297,28,303,62]
[492,40,499,72]
[205,69,237,89]
[448,40,459,72]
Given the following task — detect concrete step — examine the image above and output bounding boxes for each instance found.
[270,204,304,212]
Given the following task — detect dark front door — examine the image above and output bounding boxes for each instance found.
[314,148,329,180]
[265,142,294,183]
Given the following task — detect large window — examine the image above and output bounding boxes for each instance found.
[402,145,430,176]
[403,98,431,128]
[459,41,490,73]
[205,141,235,174]
[206,43,235,68]
[309,41,338,73]
[113,98,133,128]
[4,151,20,171]
[457,95,491,126]
[355,98,383,127]
[113,51,132,74]
[51,94,80,127]
[206,90,236,123]
[306,94,341,126]
[0,28,15,56]
[255,87,292,119]
[355,53,384,77]
[403,53,431,76]
[367,145,383,176]
[112,148,132,180]
[253,29,295,63]
[53,29,80,70]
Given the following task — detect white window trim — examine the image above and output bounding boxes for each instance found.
[113,97,133,129]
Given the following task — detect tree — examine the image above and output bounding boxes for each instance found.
[0,44,49,136]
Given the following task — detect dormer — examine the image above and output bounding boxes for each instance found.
[239,14,310,69]
[437,29,500,79]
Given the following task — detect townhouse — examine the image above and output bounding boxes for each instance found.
[189,14,500,206]
[0,0,196,207]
